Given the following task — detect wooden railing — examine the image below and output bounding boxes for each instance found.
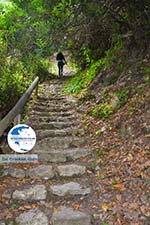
[0,76,39,136]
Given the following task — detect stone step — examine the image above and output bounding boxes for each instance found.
[32,105,74,112]
[33,136,87,150]
[37,128,85,139]
[35,100,76,107]
[29,110,76,117]
[3,164,87,179]
[51,206,91,225]
[12,184,47,201]
[34,148,91,162]
[3,182,90,201]
[28,115,78,123]
[37,96,66,102]
[15,208,49,225]
[36,97,77,105]
[32,121,80,130]
[34,101,73,106]
[40,93,66,99]
[49,182,91,197]
[13,207,91,225]
[56,164,86,177]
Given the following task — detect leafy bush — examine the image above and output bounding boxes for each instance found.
[0,61,31,117]
[64,59,102,94]
[64,39,123,95]
[35,59,50,82]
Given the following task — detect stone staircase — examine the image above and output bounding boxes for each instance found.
[0,79,95,225]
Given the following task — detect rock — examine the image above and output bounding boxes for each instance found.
[9,168,26,178]
[142,125,150,134]
[7,222,14,225]
[110,95,119,109]
[15,208,48,225]
[0,222,6,225]
[2,190,12,199]
[28,165,55,179]
[51,206,91,225]
[57,164,86,177]
[50,182,91,197]
[12,185,47,201]
[77,105,85,113]
[95,165,100,171]
[0,169,8,178]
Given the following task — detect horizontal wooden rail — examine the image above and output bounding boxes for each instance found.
[0,76,39,136]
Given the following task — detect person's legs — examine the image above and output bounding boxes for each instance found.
[58,61,64,78]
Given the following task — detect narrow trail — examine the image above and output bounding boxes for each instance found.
[0,77,99,225]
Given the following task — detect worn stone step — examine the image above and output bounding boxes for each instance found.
[57,164,86,177]
[15,208,48,225]
[51,206,91,225]
[37,97,77,105]
[37,96,66,102]
[4,182,90,201]
[34,148,91,162]
[37,128,85,139]
[29,110,76,117]
[12,184,47,201]
[3,164,87,179]
[32,105,74,113]
[28,115,78,123]
[35,100,76,107]
[33,136,87,150]
[13,207,91,225]
[34,102,73,107]
[40,93,66,99]
[49,182,91,197]
[27,165,55,179]
[32,121,80,130]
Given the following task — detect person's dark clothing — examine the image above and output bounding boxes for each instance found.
[56,52,66,78]
[56,52,66,61]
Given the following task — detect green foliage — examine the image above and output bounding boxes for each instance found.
[136,85,144,95]
[115,89,130,108]
[64,59,102,94]
[144,75,150,85]
[64,38,123,95]
[95,148,107,157]
[142,66,150,85]
[35,59,50,81]
[142,66,150,75]
[0,0,54,118]
[91,87,130,120]
[102,39,123,70]
[92,102,114,120]
[10,202,21,209]
[0,61,30,115]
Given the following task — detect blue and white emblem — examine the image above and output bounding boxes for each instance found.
[7,124,36,153]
